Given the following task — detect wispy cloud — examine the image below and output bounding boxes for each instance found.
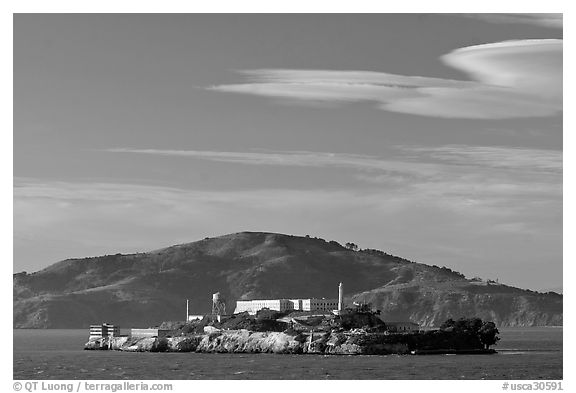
[392,145,561,204]
[104,147,439,177]
[19,144,562,286]
[14,179,385,209]
[104,146,562,211]
[105,145,562,176]
[13,179,412,258]
[208,39,562,119]
[400,145,562,174]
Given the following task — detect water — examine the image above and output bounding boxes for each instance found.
[13,328,562,380]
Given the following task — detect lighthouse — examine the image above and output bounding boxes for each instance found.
[338,282,344,312]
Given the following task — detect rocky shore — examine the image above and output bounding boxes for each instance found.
[84,329,496,355]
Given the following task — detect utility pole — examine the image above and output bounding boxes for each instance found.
[186,299,189,322]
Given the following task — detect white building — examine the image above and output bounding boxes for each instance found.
[89,323,120,338]
[234,299,294,314]
[289,299,303,310]
[234,283,344,315]
[302,298,339,312]
[234,297,339,315]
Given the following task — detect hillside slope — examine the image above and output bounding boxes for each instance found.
[13,232,562,328]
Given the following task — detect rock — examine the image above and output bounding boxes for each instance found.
[125,337,156,352]
[203,326,221,334]
[325,343,363,355]
[167,336,201,352]
[109,336,129,350]
[326,332,347,347]
[84,337,108,350]
[304,333,329,354]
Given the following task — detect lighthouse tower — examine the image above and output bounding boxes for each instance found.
[338,282,344,312]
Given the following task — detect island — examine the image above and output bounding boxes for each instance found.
[84,310,500,355]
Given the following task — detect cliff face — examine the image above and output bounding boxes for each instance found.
[85,330,403,354]
[14,232,562,328]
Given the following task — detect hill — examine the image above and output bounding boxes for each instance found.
[13,232,562,328]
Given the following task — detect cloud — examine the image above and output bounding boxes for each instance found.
[442,40,561,100]
[13,179,412,261]
[104,145,562,213]
[394,145,562,204]
[13,179,385,209]
[458,13,562,29]
[208,39,562,119]
[400,145,562,174]
[104,147,439,177]
[106,145,562,176]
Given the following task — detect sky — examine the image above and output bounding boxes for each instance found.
[13,13,562,292]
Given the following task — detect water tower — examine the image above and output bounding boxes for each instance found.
[212,292,227,316]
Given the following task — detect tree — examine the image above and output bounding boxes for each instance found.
[463,317,483,333]
[345,242,359,251]
[441,317,482,332]
[440,317,500,349]
[478,321,500,349]
[440,318,456,331]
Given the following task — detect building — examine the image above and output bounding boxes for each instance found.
[235,299,294,314]
[130,328,172,338]
[187,314,205,322]
[289,299,302,311]
[234,282,344,315]
[89,323,120,338]
[302,298,339,312]
[385,321,420,332]
[234,297,339,314]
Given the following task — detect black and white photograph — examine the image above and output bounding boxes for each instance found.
[11,8,564,386]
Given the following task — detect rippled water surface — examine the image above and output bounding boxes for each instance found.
[13,327,562,380]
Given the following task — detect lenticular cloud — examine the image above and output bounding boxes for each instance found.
[208,39,562,119]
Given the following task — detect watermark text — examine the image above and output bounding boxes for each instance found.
[14,382,173,393]
[502,382,563,391]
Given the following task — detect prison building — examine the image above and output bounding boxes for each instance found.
[235,299,294,314]
[302,298,339,312]
[89,323,120,338]
[234,298,339,315]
